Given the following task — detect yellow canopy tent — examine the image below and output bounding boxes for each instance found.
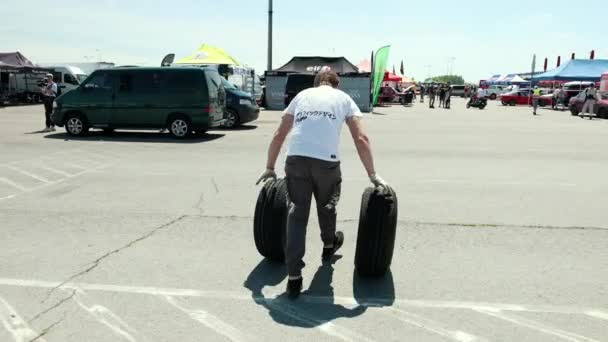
[174,44,240,65]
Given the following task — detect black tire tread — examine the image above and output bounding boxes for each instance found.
[355,187,398,277]
[253,179,288,262]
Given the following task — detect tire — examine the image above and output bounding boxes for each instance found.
[253,179,288,262]
[355,187,398,277]
[570,106,579,116]
[466,103,471,109]
[501,100,507,106]
[489,93,497,100]
[479,103,487,110]
[168,115,191,139]
[65,113,89,137]
[103,128,114,134]
[222,109,240,128]
[598,108,607,119]
[509,100,516,106]
[539,100,547,107]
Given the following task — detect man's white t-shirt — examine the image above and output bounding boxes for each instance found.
[477,88,486,97]
[284,85,362,162]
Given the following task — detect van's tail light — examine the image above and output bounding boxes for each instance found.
[202,105,212,113]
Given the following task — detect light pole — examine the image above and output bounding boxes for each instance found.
[267,0,273,71]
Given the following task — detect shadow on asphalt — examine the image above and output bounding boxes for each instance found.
[243,257,394,328]
[214,124,257,131]
[42,131,225,144]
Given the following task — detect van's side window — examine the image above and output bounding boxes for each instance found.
[119,74,133,92]
[83,71,112,90]
[162,72,201,93]
[64,74,76,85]
[133,71,161,94]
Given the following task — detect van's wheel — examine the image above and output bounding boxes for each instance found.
[65,113,89,137]
[168,115,191,139]
[490,94,497,100]
[253,179,288,262]
[222,110,240,128]
[355,187,398,277]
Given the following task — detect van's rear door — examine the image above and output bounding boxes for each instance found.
[204,70,225,125]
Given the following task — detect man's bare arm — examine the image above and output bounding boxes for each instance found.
[265,114,294,170]
[346,116,375,176]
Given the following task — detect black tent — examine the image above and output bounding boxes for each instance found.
[0,52,37,69]
[273,56,359,74]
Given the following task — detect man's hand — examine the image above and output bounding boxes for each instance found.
[369,173,388,189]
[256,169,277,185]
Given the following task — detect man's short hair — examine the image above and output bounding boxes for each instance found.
[314,70,340,88]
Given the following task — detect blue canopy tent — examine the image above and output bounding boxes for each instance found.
[533,59,608,82]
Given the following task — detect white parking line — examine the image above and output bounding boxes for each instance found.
[0,296,46,342]
[475,309,599,342]
[164,295,250,342]
[0,195,16,201]
[4,165,52,184]
[388,308,483,342]
[585,310,608,321]
[0,177,28,191]
[67,288,146,342]
[0,277,603,317]
[35,164,73,177]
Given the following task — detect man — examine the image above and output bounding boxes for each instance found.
[532,86,542,115]
[444,86,452,109]
[428,85,436,108]
[419,84,425,103]
[552,86,561,110]
[256,69,388,299]
[40,74,57,132]
[581,84,598,117]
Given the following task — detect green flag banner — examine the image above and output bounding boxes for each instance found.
[372,45,391,106]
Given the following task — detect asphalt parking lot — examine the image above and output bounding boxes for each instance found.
[0,98,606,342]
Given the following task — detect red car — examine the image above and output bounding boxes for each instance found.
[499,90,552,107]
[568,92,608,118]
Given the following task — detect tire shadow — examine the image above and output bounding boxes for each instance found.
[42,131,225,144]
[243,258,395,329]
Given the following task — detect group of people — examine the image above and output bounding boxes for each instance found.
[419,84,452,109]
[533,84,600,116]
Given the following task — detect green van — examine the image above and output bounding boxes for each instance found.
[52,67,225,138]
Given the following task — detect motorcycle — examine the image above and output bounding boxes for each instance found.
[466,96,487,110]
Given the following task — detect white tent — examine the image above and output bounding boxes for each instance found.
[510,75,528,83]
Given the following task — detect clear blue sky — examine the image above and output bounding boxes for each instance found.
[1,0,606,82]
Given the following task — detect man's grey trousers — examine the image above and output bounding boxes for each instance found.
[284,156,342,277]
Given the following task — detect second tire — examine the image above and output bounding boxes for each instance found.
[253,179,288,262]
[354,187,398,277]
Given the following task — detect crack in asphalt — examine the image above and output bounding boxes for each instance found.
[28,318,63,342]
[28,289,76,323]
[41,215,188,303]
[185,214,608,231]
[194,192,205,215]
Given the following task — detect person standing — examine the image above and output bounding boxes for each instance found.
[439,86,446,108]
[552,86,561,110]
[40,73,57,132]
[444,86,452,109]
[581,84,598,117]
[419,84,425,103]
[428,85,436,108]
[531,86,542,115]
[256,69,388,299]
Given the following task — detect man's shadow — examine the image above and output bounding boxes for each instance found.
[243,257,395,328]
